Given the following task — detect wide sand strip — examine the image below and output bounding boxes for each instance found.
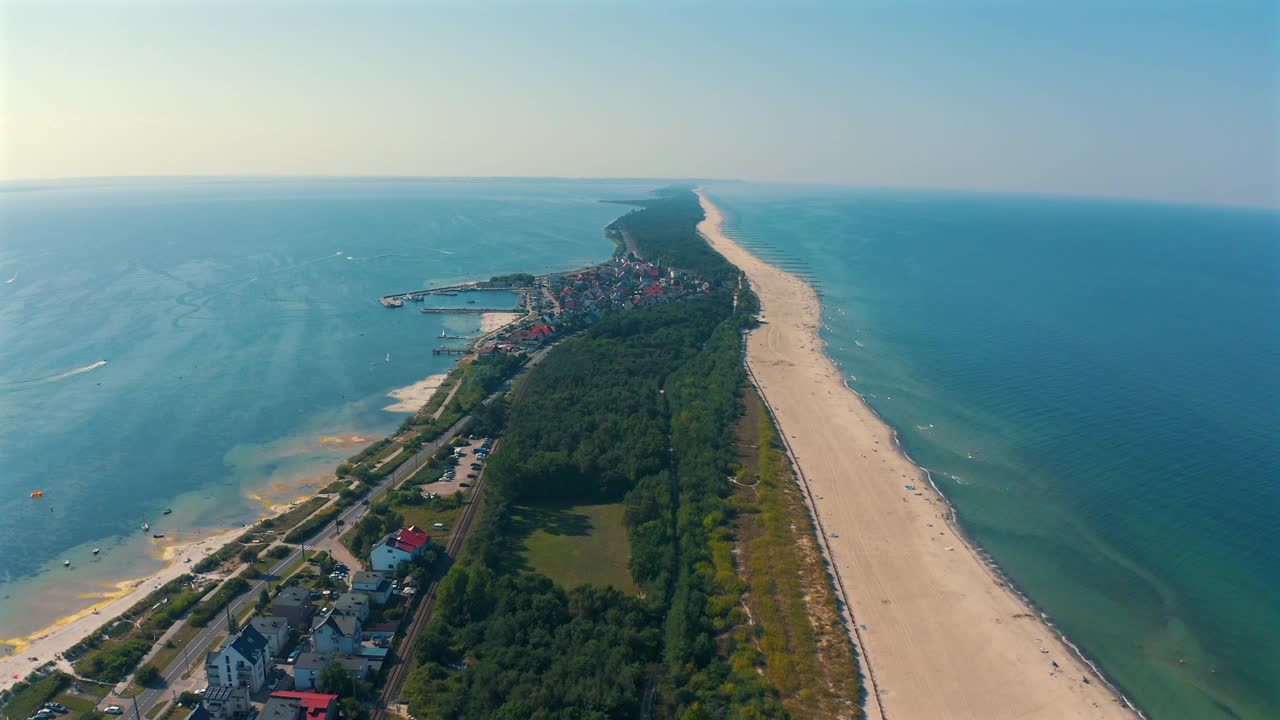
[697,191,1137,720]
[384,373,449,413]
[0,527,245,691]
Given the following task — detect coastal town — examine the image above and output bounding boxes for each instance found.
[382,253,713,357]
[1,251,716,720]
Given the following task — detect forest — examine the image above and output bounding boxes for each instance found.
[401,187,796,719]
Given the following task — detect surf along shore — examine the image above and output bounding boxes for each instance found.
[696,190,1139,720]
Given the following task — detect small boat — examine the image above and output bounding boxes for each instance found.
[30,490,43,498]
[141,522,150,531]
[92,548,100,555]
[385,353,391,363]
[152,533,165,539]
[466,299,476,304]
[163,509,173,515]
[63,560,70,567]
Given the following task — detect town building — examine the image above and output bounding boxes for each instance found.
[369,526,430,572]
[266,692,339,720]
[351,571,392,604]
[271,587,315,629]
[248,617,290,658]
[291,653,331,692]
[200,685,250,720]
[205,625,270,692]
[331,593,369,623]
[311,613,361,655]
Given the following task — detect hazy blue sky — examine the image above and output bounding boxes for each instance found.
[2,0,1277,207]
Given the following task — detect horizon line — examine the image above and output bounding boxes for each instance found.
[2,173,1276,212]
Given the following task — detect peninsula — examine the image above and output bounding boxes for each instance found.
[2,186,1135,720]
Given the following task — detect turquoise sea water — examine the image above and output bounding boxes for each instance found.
[707,185,1279,720]
[0,178,648,640]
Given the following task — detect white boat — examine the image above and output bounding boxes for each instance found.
[385,353,391,363]
[92,548,100,555]
[63,560,70,567]
[142,522,149,531]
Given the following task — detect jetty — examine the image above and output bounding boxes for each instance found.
[432,346,470,355]
[379,280,525,308]
[418,307,513,314]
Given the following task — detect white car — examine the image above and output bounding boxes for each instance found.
[104,707,124,715]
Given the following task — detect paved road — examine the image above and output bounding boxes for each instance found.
[118,348,555,718]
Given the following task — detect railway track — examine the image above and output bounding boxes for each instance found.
[371,439,495,720]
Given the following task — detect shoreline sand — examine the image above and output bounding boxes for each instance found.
[383,373,449,413]
[0,526,245,690]
[480,311,521,334]
[696,190,1139,720]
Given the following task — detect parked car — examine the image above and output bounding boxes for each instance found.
[458,482,471,488]
[466,473,477,479]
[43,704,68,713]
[104,707,124,715]
[470,463,482,470]
[287,647,303,664]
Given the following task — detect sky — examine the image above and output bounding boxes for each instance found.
[1,0,1277,207]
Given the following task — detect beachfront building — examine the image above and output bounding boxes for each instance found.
[369,526,430,572]
[351,570,392,604]
[205,625,270,691]
[248,616,291,658]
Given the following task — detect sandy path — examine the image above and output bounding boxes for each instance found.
[697,190,1138,720]
[0,527,244,690]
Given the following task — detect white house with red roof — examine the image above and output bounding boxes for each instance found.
[369,526,430,572]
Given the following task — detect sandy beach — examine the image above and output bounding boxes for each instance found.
[383,374,448,413]
[480,311,521,334]
[0,526,244,690]
[696,190,1138,720]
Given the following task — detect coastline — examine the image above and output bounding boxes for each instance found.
[696,189,1139,720]
[0,526,245,690]
[383,374,449,413]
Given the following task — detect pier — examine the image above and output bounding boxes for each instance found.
[418,307,515,314]
[380,281,525,307]
[432,346,470,355]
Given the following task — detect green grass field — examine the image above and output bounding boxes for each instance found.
[511,502,636,594]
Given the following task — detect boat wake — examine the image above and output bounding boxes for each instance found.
[0,360,108,390]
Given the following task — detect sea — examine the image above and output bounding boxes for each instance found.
[0,177,652,644]
[705,183,1279,720]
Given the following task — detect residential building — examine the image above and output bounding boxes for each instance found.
[259,696,302,720]
[311,613,361,655]
[331,593,369,623]
[292,653,331,692]
[248,617,290,658]
[271,587,315,629]
[268,693,339,720]
[184,706,214,720]
[369,526,430,572]
[205,625,270,692]
[200,685,250,720]
[350,571,392,604]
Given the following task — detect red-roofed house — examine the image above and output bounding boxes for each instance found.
[268,692,339,720]
[370,526,430,572]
